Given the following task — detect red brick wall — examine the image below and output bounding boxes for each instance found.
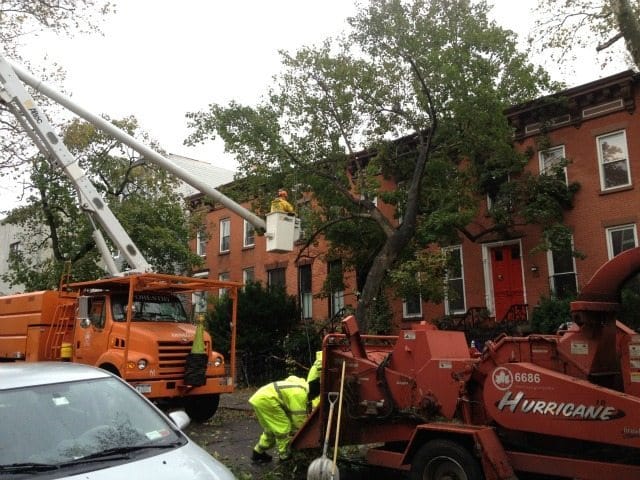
[512,105,640,291]
[193,202,357,326]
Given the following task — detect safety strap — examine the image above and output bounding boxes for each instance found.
[273,381,308,416]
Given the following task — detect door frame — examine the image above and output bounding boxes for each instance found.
[482,239,527,318]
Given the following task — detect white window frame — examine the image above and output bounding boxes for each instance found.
[327,260,344,317]
[301,292,313,319]
[299,264,313,320]
[196,227,207,257]
[192,271,209,313]
[402,294,423,319]
[331,290,345,316]
[243,220,255,248]
[219,218,230,253]
[606,224,638,259]
[486,174,511,213]
[193,291,208,313]
[242,267,254,285]
[597,130,631,191]
[218,272,230,297]
[444,245,466,315]
[360,193,378,207]
[539,145,568,184]
[546,236,578,298]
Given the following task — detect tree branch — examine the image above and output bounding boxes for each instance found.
[294,214,379,263]
[596,31,623,51]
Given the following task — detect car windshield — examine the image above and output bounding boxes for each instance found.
[0,377,184,466]
[111,293,189,323]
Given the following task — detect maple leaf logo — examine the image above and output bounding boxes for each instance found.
[492,367,513,391]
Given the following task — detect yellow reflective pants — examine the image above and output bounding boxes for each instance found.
[307,351,323,408]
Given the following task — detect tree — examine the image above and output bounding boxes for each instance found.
[0,1,114,194]
[207,281,305,384]
[186,0,565,331]
[2,117,202,291]
[533,0,640,69]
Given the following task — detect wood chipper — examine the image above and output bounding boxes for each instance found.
[293,247,640,480]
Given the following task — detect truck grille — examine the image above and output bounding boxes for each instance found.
[157,341,193,377]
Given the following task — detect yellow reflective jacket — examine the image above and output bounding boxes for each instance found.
[270,197,295,214]
[250,375,309,429]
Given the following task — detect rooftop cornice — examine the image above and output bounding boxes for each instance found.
[507,70,638,141]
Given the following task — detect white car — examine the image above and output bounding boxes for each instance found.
[0,362,236,479]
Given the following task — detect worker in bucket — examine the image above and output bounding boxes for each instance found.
[270,189,295,214]
[306,350,322,409]
[249,375,310,464]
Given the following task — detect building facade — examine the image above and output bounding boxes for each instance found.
[195,70,640,332]
[418,70,640,328]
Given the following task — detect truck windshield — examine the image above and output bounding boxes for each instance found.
[111,294,189,323]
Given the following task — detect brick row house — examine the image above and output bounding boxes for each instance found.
[192,70,640,332]
[191,197,355,329]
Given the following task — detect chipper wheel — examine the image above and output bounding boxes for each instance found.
[410,439,483,480]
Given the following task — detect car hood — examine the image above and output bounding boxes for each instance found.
[63,441,235,480]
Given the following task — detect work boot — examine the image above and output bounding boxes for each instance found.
[251,449,272,465]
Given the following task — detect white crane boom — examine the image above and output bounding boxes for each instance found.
[0,55,293,276]
[7,59,267,232]
[0,55,151,274]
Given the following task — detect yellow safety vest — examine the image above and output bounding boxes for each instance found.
[270,197,295,213]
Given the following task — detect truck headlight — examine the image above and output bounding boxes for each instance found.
[137,359,148,370]
[212,356,223,367]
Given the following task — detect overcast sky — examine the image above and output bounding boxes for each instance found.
[4,0,630,210]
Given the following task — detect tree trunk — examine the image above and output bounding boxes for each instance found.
[354,143,428,332]
[611,0,640,69]
[355,232,408,332]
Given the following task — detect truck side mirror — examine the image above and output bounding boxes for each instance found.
[78,296,92,328]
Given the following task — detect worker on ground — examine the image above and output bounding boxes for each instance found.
[270,189,295,214]
[306,350,322,409]
[249,375,309,464]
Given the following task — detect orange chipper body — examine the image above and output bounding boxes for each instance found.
[293,247,640,480]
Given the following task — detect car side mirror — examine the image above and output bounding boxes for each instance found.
[168,410,191,430]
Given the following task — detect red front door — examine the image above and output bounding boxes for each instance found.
[490,244,524,322]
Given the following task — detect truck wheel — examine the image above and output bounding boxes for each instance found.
[99,364,120,377]
[184,394,220,423]
[410,439,483,480]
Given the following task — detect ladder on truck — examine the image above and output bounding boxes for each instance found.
[44,262,77,360]
[45,301,76,361]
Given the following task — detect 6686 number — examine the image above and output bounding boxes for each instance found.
[514,372,541,383]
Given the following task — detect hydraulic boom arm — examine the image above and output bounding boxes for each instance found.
[0,55,276,275]
[0,55,151,274]
[5,57,267,232]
